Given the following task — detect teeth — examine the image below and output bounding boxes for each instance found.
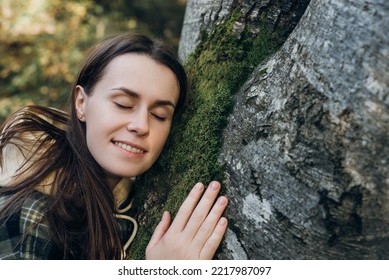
[114,141,144,154]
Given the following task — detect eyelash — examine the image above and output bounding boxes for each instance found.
[114,103,167,121]
[115,103,132,110]
[152,114,166,122]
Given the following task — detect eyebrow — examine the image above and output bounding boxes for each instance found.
[111,87,176,109]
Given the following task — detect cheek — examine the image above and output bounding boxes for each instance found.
[84,124,103,160]
[85,118,105,145]
[84,112,118,155]
[152,124,172,154]
[85,104,120,138]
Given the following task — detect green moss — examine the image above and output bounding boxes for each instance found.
[127,8,287,259]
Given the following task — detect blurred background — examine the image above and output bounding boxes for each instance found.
[0,0,187,122]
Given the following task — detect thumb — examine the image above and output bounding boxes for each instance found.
[147,211,171,249]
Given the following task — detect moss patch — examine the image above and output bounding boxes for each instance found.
[127,8,289,259]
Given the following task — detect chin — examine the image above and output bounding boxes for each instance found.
[111,168,148,179]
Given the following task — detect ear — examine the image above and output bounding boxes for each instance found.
[75,85,88,122]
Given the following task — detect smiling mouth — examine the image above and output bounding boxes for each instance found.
[113,141,145,154]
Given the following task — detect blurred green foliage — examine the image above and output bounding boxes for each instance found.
[0,0,186,122]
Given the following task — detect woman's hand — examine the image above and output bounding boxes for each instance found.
[145,181,228,259]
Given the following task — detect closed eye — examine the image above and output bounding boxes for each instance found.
[114,102,133,110]
[152,113,167,121]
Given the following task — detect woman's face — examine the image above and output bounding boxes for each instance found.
[75,53,180,188]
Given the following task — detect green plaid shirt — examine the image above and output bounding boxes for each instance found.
[0,191,136,259]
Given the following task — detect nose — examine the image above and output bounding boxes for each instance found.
[126,109,150,137]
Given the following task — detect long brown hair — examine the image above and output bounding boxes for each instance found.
[0,33,187,259]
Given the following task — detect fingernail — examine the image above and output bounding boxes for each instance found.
[219,217,227,226]
[211,181,220,191]
[195,182,204,191]
[217,196,227,205]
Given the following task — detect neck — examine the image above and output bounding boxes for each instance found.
[105,173,122,190]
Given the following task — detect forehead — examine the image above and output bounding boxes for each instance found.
[97,53,180,102]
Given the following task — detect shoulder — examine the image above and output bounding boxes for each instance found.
[18,191,50,236]
[0,191,61,259]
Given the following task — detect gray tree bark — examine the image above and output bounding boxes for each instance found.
[178,0,234,61]
[180,0,389,259]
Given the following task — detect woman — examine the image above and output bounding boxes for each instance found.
[0,33,228,259]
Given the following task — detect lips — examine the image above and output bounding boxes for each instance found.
[113,141,146,154]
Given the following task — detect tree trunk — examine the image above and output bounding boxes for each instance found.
[180,0,389,259]
[129,0,389,259]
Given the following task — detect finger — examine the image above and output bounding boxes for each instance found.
[146,211,171,251]
[169,182,205,232]
[183,181,221,237]
[199,217,228,259]
[192,195,228,247]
